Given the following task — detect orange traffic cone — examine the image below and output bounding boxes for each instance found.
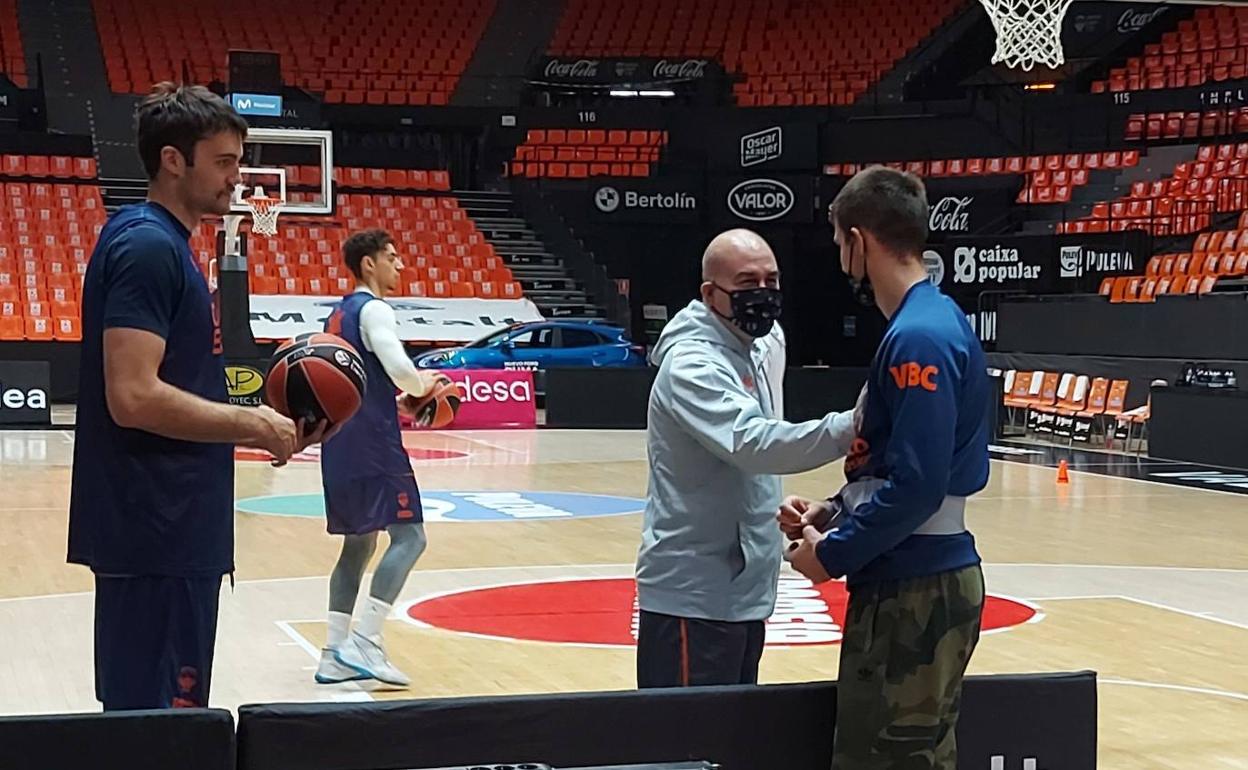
[1056,459,1070,484]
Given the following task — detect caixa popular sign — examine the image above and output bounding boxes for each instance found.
[0,361,51,426]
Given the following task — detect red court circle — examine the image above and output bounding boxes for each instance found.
[405,576,1039,647]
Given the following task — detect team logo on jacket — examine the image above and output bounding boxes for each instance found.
[889,362,939,392]
[401,576,1038,646]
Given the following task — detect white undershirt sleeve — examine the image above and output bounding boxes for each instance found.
[358,299,431,397]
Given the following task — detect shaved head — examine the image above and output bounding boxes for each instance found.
[702,228,776,283]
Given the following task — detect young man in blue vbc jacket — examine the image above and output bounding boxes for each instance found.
[781,167,990,770]
[636,229,859,689]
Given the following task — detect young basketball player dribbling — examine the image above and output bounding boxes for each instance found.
[314,229,442,687]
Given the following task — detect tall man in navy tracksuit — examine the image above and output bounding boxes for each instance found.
[782,166,990,770]
[68,83,312,711]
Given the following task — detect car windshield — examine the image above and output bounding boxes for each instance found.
[466,327,526,348]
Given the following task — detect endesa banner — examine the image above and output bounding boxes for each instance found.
[402,369,537,430]
[0,361,50,426]
[248,296,544,343]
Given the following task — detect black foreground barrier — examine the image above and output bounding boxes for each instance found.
[0,707,235,770]
[1151,386,1248,469]
[236,672,1097,770]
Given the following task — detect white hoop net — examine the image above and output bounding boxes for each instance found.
[979,0,1075,72]
[244,195,282,237]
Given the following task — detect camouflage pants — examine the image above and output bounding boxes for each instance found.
[832,564,985,770]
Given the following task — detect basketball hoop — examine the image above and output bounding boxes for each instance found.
[244,195,282,237]
[979,0,1075,72]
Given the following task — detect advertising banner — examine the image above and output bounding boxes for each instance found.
[709,174,815,225]
[248,296,544,343]
[923,177,1023,239]
[0,361,50,426]
[535,57,719,86]
[588,177,702,224]
[224,361,268,407]
[717,121,818,172]
[925,231,1148,300]
[401,369,537,430]
[1065,2,1169,57]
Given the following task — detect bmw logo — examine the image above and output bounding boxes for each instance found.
[595,186,620,213]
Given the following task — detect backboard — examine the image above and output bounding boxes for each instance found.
[230,127,334,216]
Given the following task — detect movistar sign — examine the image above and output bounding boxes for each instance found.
[229,92,283,117]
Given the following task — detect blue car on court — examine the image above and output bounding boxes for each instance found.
[414,320,648,371]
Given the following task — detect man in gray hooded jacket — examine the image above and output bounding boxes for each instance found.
[636,228,857,688]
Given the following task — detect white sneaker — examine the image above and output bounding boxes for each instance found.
[314,647,370,684]
[333,631,411,687]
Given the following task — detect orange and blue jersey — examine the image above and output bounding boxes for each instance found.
[319,291,422,535]
[816,280,990,587]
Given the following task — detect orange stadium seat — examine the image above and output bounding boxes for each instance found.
[551,0,962,105]
[91,0,492,102]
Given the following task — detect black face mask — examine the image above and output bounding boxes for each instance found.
[850,275,875,307]
[712,284,783,338]
[844,239,876,308]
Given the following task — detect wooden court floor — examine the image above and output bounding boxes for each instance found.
[0,427,1244,769]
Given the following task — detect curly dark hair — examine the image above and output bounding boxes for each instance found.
[343,228,395,279]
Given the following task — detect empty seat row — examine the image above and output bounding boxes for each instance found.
[0,315,80,341]
[524,129,667,147]
[515,146,662,164]
[825,151,1140,179]
[548,0,960,106]
[509,162,654,179]
[93,0,493,101]
[1126,109,1248,141]
[1,155,99,180]
[1003,371,1134,447]
[1149,250,1248,277]
[317,167,450,192]
[215,192,521,301]
[513,128,669,178]
[1092,6,1248,94]
[1060,142,1248,236]
[248,275,521,300]
[0,0,27,87]
[1099,273,1223,303]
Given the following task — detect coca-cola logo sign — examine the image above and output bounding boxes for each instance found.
[929,196,973,233]
[544,58,600,80]
[652,59,708,80]
[1117,6,1166,34]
